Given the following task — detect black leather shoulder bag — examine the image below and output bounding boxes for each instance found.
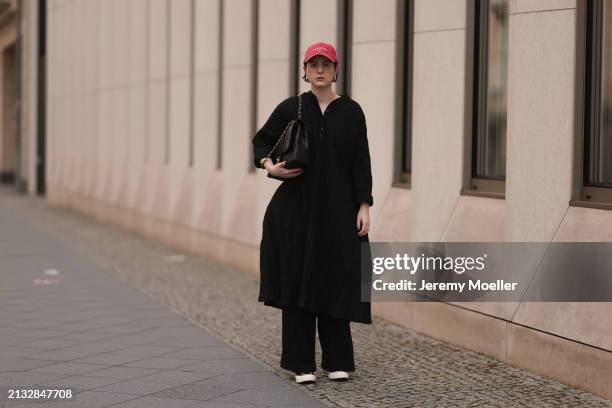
[265,94,310,181]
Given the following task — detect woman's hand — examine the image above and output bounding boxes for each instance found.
[265,160,304,178]
[356,203,370,237]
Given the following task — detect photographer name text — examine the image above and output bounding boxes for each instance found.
[372,279,518,292]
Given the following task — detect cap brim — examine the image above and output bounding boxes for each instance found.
[304,53,337,63]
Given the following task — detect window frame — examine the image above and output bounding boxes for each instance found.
[462,0,508,199]
[189,0,196,167]
[216,0,224,169]
[392,0,414,188]
[572,0,612,210]
[248,0,259,172]
[336,0,353,96]
[289,0,300,95]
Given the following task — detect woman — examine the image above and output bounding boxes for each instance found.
[252,42,373,384]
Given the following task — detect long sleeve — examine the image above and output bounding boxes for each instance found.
[352,106,374,206]
[252,100,289,169]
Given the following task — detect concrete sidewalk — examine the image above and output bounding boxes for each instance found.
[0,190,326,407]
[1,187,611,407]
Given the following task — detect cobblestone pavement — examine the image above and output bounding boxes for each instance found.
[2,188,612,408]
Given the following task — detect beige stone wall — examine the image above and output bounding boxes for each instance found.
[45,0,612,399]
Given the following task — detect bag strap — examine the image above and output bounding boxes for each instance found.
[265,94,303,160]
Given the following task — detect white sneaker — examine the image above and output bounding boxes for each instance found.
[328,371,349,381]
[295,372,316,384]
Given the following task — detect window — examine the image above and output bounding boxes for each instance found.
[189,0,196,167]
[289,0,300,95]
[217,0,224,169]
[165,0,171,165]
[394,0,414,187]
[249,0,259,172]
[464,0,508,198]
[574,0,612,207]
[336,0,353,95]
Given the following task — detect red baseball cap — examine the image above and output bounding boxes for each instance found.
[303,42,338,64]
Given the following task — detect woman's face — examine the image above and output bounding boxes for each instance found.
[303,55,338,89]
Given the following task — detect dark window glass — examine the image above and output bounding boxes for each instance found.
[473,0,508,180]
[249,0,259,171]
[289,0,300,94]
[189,0,196,167]
[337,0,353,95]
[585,0,612,186]
[395,0,413,185]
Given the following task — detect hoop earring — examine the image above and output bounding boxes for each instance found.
[332,74,338,83]
[303,76,310,83]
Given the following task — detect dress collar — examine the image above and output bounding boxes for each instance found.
[304,90,345,114]
[305,89,345,102]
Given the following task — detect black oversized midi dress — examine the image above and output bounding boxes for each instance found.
[252,90,373,324]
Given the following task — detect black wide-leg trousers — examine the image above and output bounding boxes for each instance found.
[280,307,355,374]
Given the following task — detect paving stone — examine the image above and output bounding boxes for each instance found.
[180,359,269,374]
[136,370,218,384]
[0,336,33,347]
[11,329,72,339]
[105,333,162,345]
[0,358,59,372]
[91,324,152,335]
[195,372,289,389]
[1,390,134,408]
[55,322,103,332]
[109,345,182,356]
[162,347,247,361]
[0,371,68,387]
[48,390,137,407]
[271,405,332,408]
[122,357,198,370]
[71,352,147,366]
[0,346,48,359]
[24,348,102,362]
[148,337,227,348]
[109,396,202,408]
[187,402,259,408]
[138,327,211,338]
[83,366,161,380]
[150,383,239,401]
[211,387,326,406]
[52,332,118,342]
[7,320,66,330]
[92,379,179,395]
[30,362,108,376]
[67,342,132,353]
[41,375,123,390]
